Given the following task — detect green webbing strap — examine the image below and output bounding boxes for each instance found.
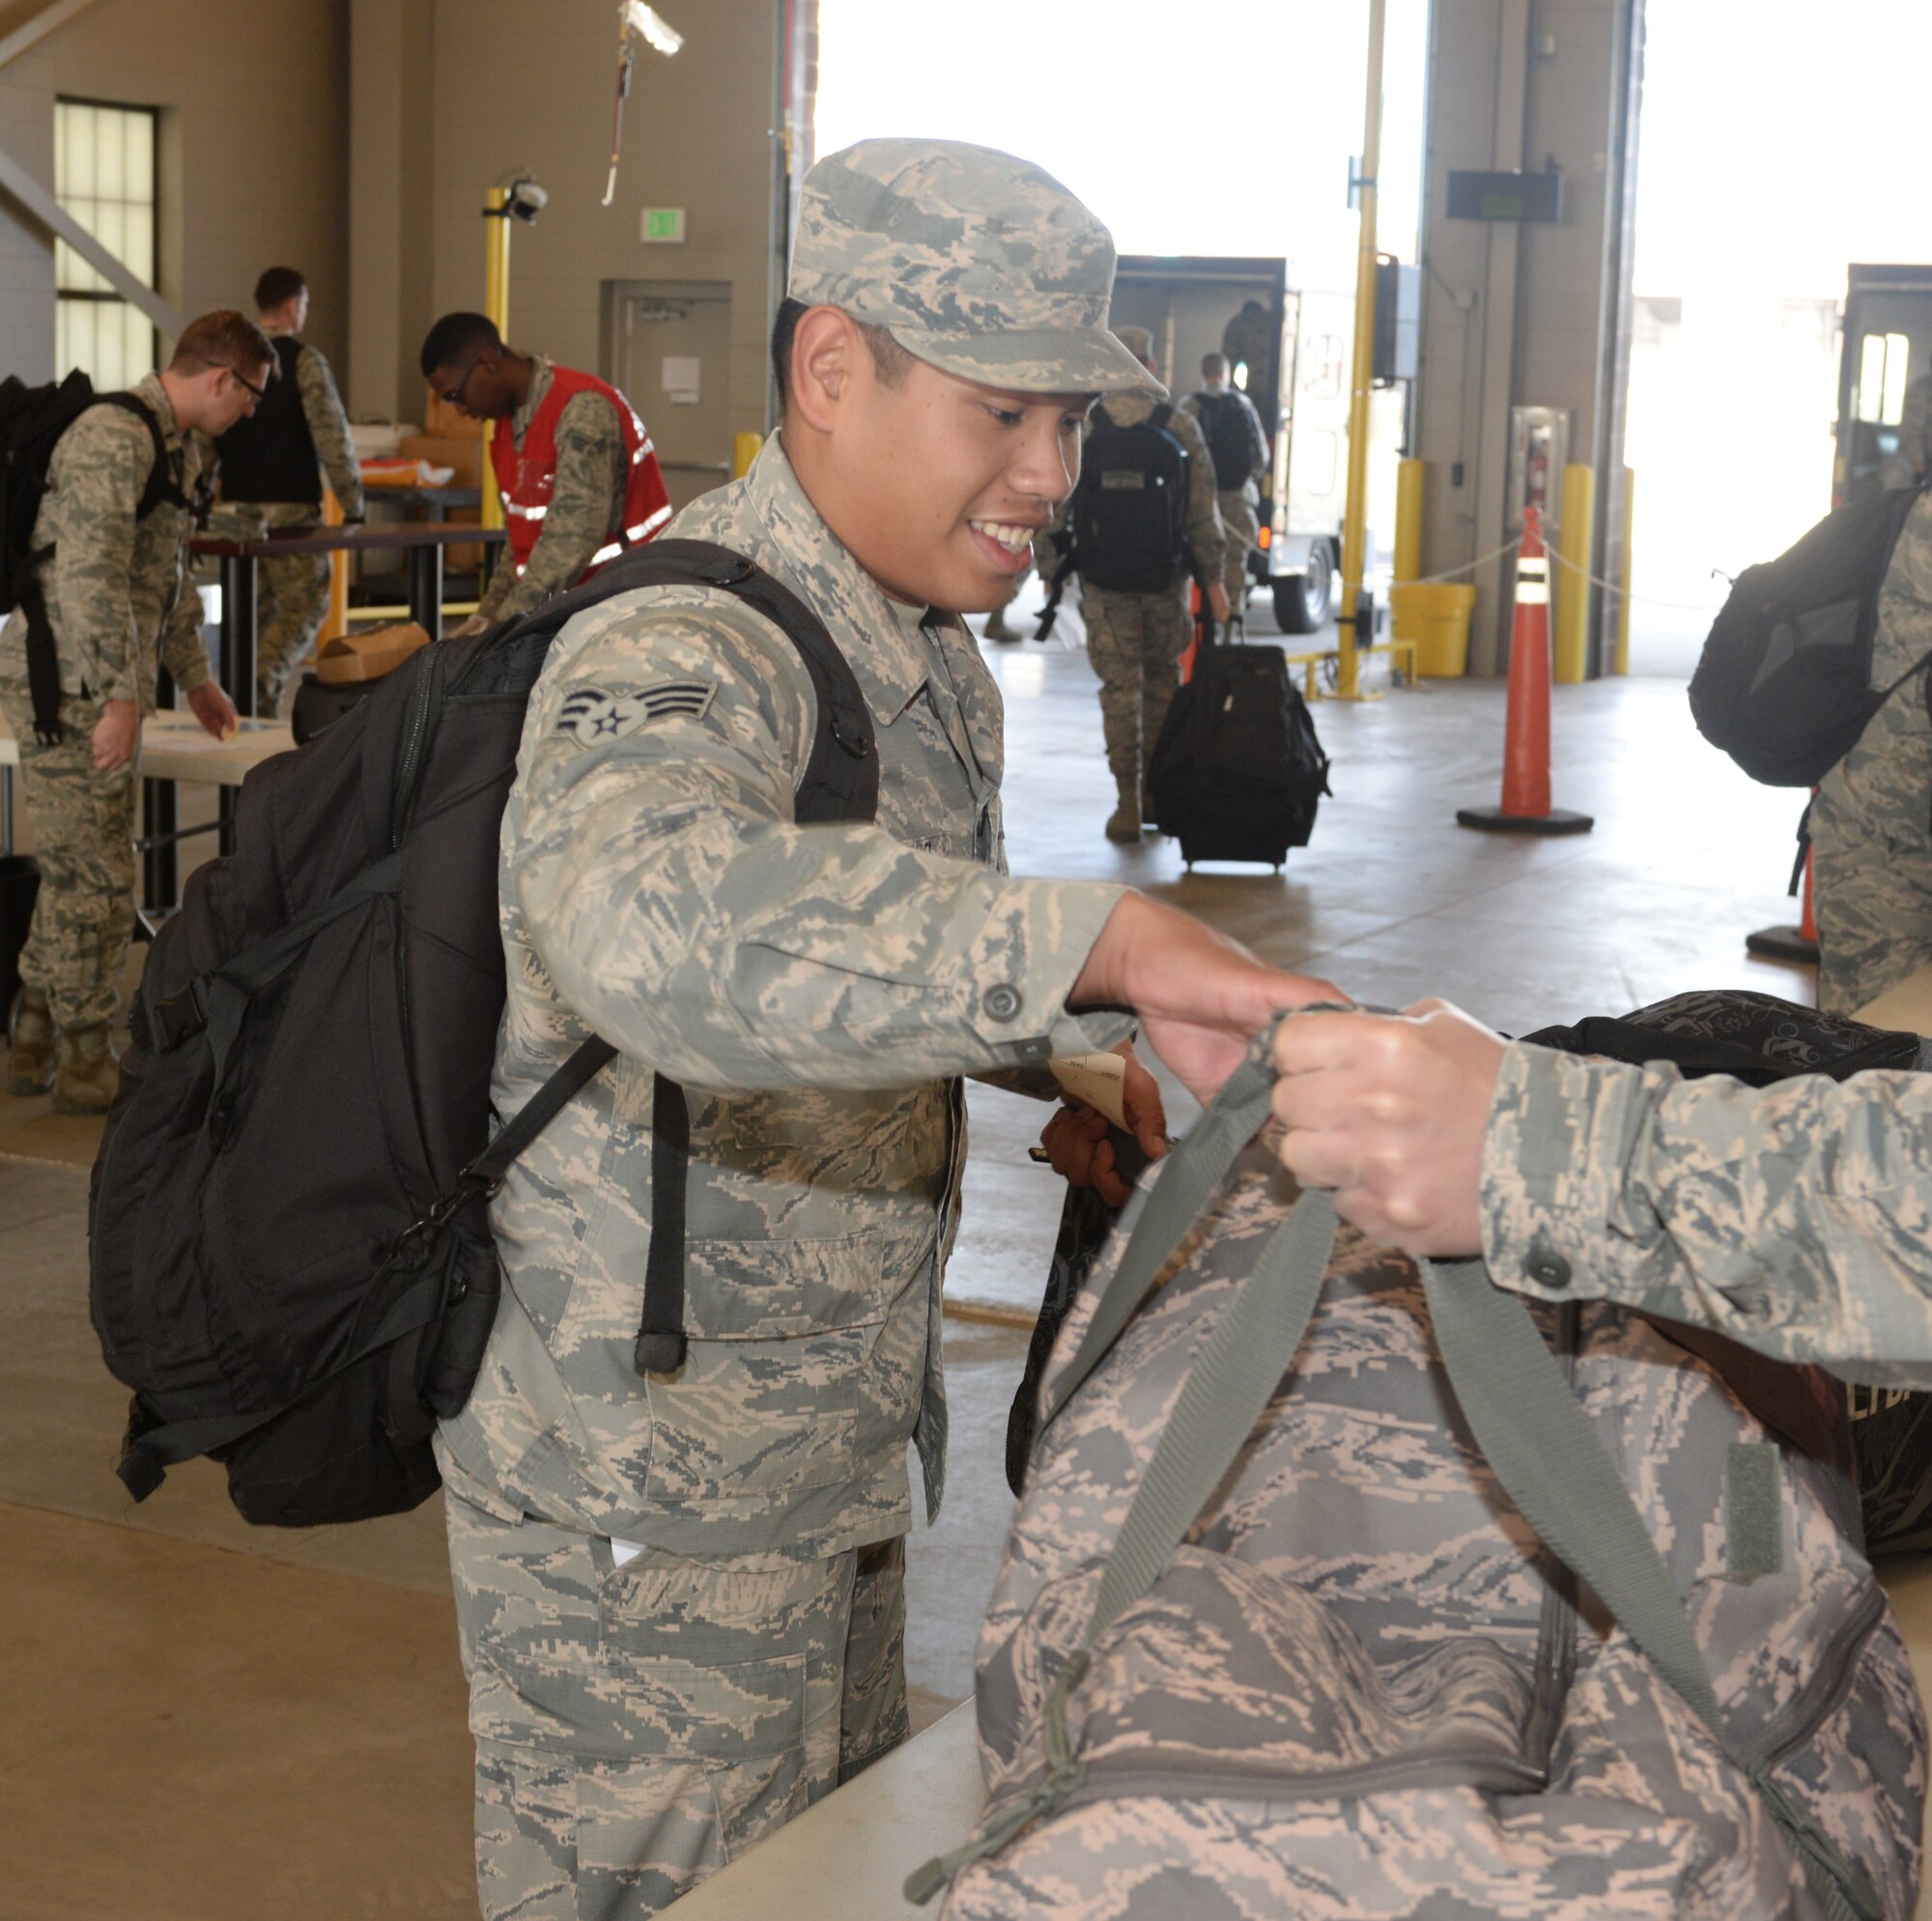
[1417,1257,1881,1920]
[1040,1046,1279,1429]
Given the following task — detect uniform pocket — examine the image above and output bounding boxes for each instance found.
[681,1229,888,1341]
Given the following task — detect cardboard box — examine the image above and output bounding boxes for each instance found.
[315,621,433,686]
[423,383,490,443]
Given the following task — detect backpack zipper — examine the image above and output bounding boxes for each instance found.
[1742,1578,1889,1772]
[392,645,445,850]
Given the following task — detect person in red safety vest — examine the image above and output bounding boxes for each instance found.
[421,312,672,636]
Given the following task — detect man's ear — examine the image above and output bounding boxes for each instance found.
[787,306,860,434]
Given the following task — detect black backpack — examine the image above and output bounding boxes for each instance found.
[1145,634,1331,867]
[90,540,877,1527]
[1067,403,1193,594]
[1191,389,1261,491]
[0,370,188,744]
[1688,485,1928,786]
[1522,987,1932,1556]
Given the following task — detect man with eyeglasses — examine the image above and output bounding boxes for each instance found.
[1,310,257,1115]
[212,267,366,717]
[418,313,670,637]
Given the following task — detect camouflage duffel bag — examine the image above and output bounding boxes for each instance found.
[910,1033,1926,1920]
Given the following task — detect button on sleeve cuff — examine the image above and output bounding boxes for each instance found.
[1479,1040,1645,1303]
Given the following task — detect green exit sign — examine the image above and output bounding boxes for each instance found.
[641,208,686,243]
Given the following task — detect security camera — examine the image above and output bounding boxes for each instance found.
[506,177,548,223]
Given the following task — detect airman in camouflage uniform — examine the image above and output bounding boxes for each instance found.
[1181,352,1270,612]
[210,268,366,716]
[1037,326,1228,844]
[1,312,254,1112]
[1811,488,1932,1015]
[436,137,1338,1920]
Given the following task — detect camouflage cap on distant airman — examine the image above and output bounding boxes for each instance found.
[787,139,1163,400]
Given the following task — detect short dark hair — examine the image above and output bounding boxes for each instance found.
[171,310,276,379]
[769,297,913,415]
[420,311,502,379]
[1201,351,1228,379]
[255,267,307,312]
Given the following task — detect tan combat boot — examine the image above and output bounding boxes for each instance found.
[7,986,55,1096]
[1104,799,1142,844]
[51,1021,119,1116]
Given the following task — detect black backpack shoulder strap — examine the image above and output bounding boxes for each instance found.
[1150,402,1175,435]
[482,535,883,1376]
[92,393,186,520]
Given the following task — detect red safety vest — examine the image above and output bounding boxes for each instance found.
[490,365,672,579]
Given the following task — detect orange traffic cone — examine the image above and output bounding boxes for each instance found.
[1746,827,1820,965]
[1456,507,1595,836]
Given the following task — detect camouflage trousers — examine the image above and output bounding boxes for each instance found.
[0,676,136,1029]
[1812,687,1932,1017]
[446,1492,910,1921]
[1083,582,1194,805]
[1215,488,1260,608]
[211,503,330,717]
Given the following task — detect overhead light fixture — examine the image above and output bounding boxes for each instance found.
[623,1,683,57]
[603,2,686,206]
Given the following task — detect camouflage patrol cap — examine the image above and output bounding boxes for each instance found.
[1114,325,1155,365]
[788,139,1163,399]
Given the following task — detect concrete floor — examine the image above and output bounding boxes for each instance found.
[0,593,1858,1918]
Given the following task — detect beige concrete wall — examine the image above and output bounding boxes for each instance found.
[344,0,781,435]
[0,0,351,380]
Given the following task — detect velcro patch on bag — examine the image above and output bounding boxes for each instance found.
[555,681,716,744]
[1726,1441,1785,1582]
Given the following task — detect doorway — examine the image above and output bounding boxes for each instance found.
[601,280,734,512]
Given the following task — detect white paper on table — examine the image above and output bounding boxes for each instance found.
[1049,1051,1128,1129]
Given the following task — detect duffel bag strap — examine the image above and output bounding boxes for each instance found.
[1419,1257,1883,1921]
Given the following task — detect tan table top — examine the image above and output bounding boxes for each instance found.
[0,711,294,786]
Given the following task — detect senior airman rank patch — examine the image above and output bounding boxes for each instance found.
[555,680,716,745]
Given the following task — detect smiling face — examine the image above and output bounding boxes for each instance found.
[781,307,1094,612]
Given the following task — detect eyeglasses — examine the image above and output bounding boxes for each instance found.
[435,353,485,409]
[227,364,269,403]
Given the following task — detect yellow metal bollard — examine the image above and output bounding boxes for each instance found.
[1393,459,1425,583]
[733,431,763,480]
[1614,466,1634,676]
[319,486,349,646]
[1554,463,1595,684]
[479,185,511,538]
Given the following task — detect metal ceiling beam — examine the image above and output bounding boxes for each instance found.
[0,0,106,71]
[0,140,185,338]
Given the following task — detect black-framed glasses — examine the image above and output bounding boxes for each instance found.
[435,353,484,409]
[227,364,269,402]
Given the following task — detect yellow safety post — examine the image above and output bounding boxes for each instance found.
[1393,458,1425,582]
[319,485,349,646]
[1554,463,1594,684]
[733,431,763,480]
[1335,0,1387,702]
[479,184,511,537]
[1614,466,1634,675]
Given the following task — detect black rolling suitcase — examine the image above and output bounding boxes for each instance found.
[1146,629,1331,868]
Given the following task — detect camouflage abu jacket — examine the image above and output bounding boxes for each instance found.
[0,371,212,712]
[1485,1037,1932,1388]
[436,435,1130,1556]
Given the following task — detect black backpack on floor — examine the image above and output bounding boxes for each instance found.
[1146,634,1331,867]
[90,540,877,1527]
[1688,485,1927,786]
[1068,403,1193,594]
[0,370,187,743]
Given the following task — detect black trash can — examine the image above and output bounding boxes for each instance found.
[0,853,40,1016]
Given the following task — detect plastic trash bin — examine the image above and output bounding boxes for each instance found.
[1390,582,1477,677]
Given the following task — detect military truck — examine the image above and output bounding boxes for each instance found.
[1109,254,1413,636]
[1833,263,1932,505]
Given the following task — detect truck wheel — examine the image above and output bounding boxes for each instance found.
[1271,546,1332,634]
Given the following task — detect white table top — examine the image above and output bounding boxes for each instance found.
[671,1703,985,1918]
[0,711,294,786]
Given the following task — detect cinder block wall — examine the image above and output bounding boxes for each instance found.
[0,0,351,377]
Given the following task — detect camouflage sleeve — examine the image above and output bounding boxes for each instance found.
[45,409,148,704]
[296,344,365,517]
[511,596,1132,1091]
[489,391,624,622]
[1169,406,1228,579]
[155,567,211,692]
[1240,393,1271,481]
[1482,1040,1932,1387]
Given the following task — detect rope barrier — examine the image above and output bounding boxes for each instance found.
[1542,533,1727,615]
